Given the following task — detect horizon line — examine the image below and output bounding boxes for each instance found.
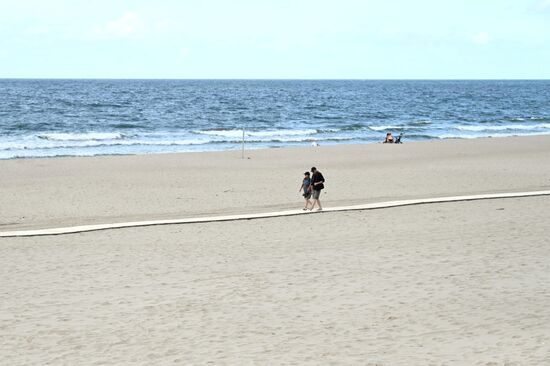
[1,77,549,81]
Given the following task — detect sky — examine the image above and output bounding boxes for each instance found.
[0,0,549,79]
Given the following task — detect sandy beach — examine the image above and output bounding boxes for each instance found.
[1,135,550,365]
[2,134,550,231]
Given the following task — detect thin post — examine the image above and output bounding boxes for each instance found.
[241,129,245,159]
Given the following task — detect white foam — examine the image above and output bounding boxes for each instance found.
[369,125,400,131]
[122,139,210,147]
[439,131,550,139]
[38,132,124,141]
[438,134,479,139]
[251,136,352,143]
[194,130,243,138]
[455,124,550,132]
[196,129,317,138]
[247,129,317,137]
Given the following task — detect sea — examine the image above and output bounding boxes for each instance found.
[1,79,549,159]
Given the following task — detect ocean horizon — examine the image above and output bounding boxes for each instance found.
[1,79,549,159]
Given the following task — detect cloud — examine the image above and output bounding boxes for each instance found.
[537,0,550,10]
[90,12,144,38]
[472,31,491,45]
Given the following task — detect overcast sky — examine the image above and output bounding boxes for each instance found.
[0,0,549,79]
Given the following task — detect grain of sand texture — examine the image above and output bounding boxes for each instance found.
[1,135,550,365]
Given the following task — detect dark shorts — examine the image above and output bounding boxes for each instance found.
[312,189,321,199]
[303,191,312,199]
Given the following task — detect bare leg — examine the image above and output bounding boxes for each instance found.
[310,198,318,210]
[303,198,311,210]
[311,191,322,211]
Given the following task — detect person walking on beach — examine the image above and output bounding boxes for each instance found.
[309,167,325,211]
[299,171,312,210]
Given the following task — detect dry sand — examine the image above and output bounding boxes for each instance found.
[1,135,550,365]
[1,135,550,231]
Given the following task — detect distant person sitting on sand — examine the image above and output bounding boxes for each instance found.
[383,132,395,143]
[299,171,312,210]
[309,167,325,211]
[383,132,403,144]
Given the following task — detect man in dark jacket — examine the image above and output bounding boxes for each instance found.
[310,166,325,211]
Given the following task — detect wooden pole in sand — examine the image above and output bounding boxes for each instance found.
[241,129,245,159]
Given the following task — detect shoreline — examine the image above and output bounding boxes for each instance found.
[3,79,549,160]
[2,132,549,162]
[1,134,550,231]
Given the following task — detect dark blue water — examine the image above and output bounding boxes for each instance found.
[1,79,549,159]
